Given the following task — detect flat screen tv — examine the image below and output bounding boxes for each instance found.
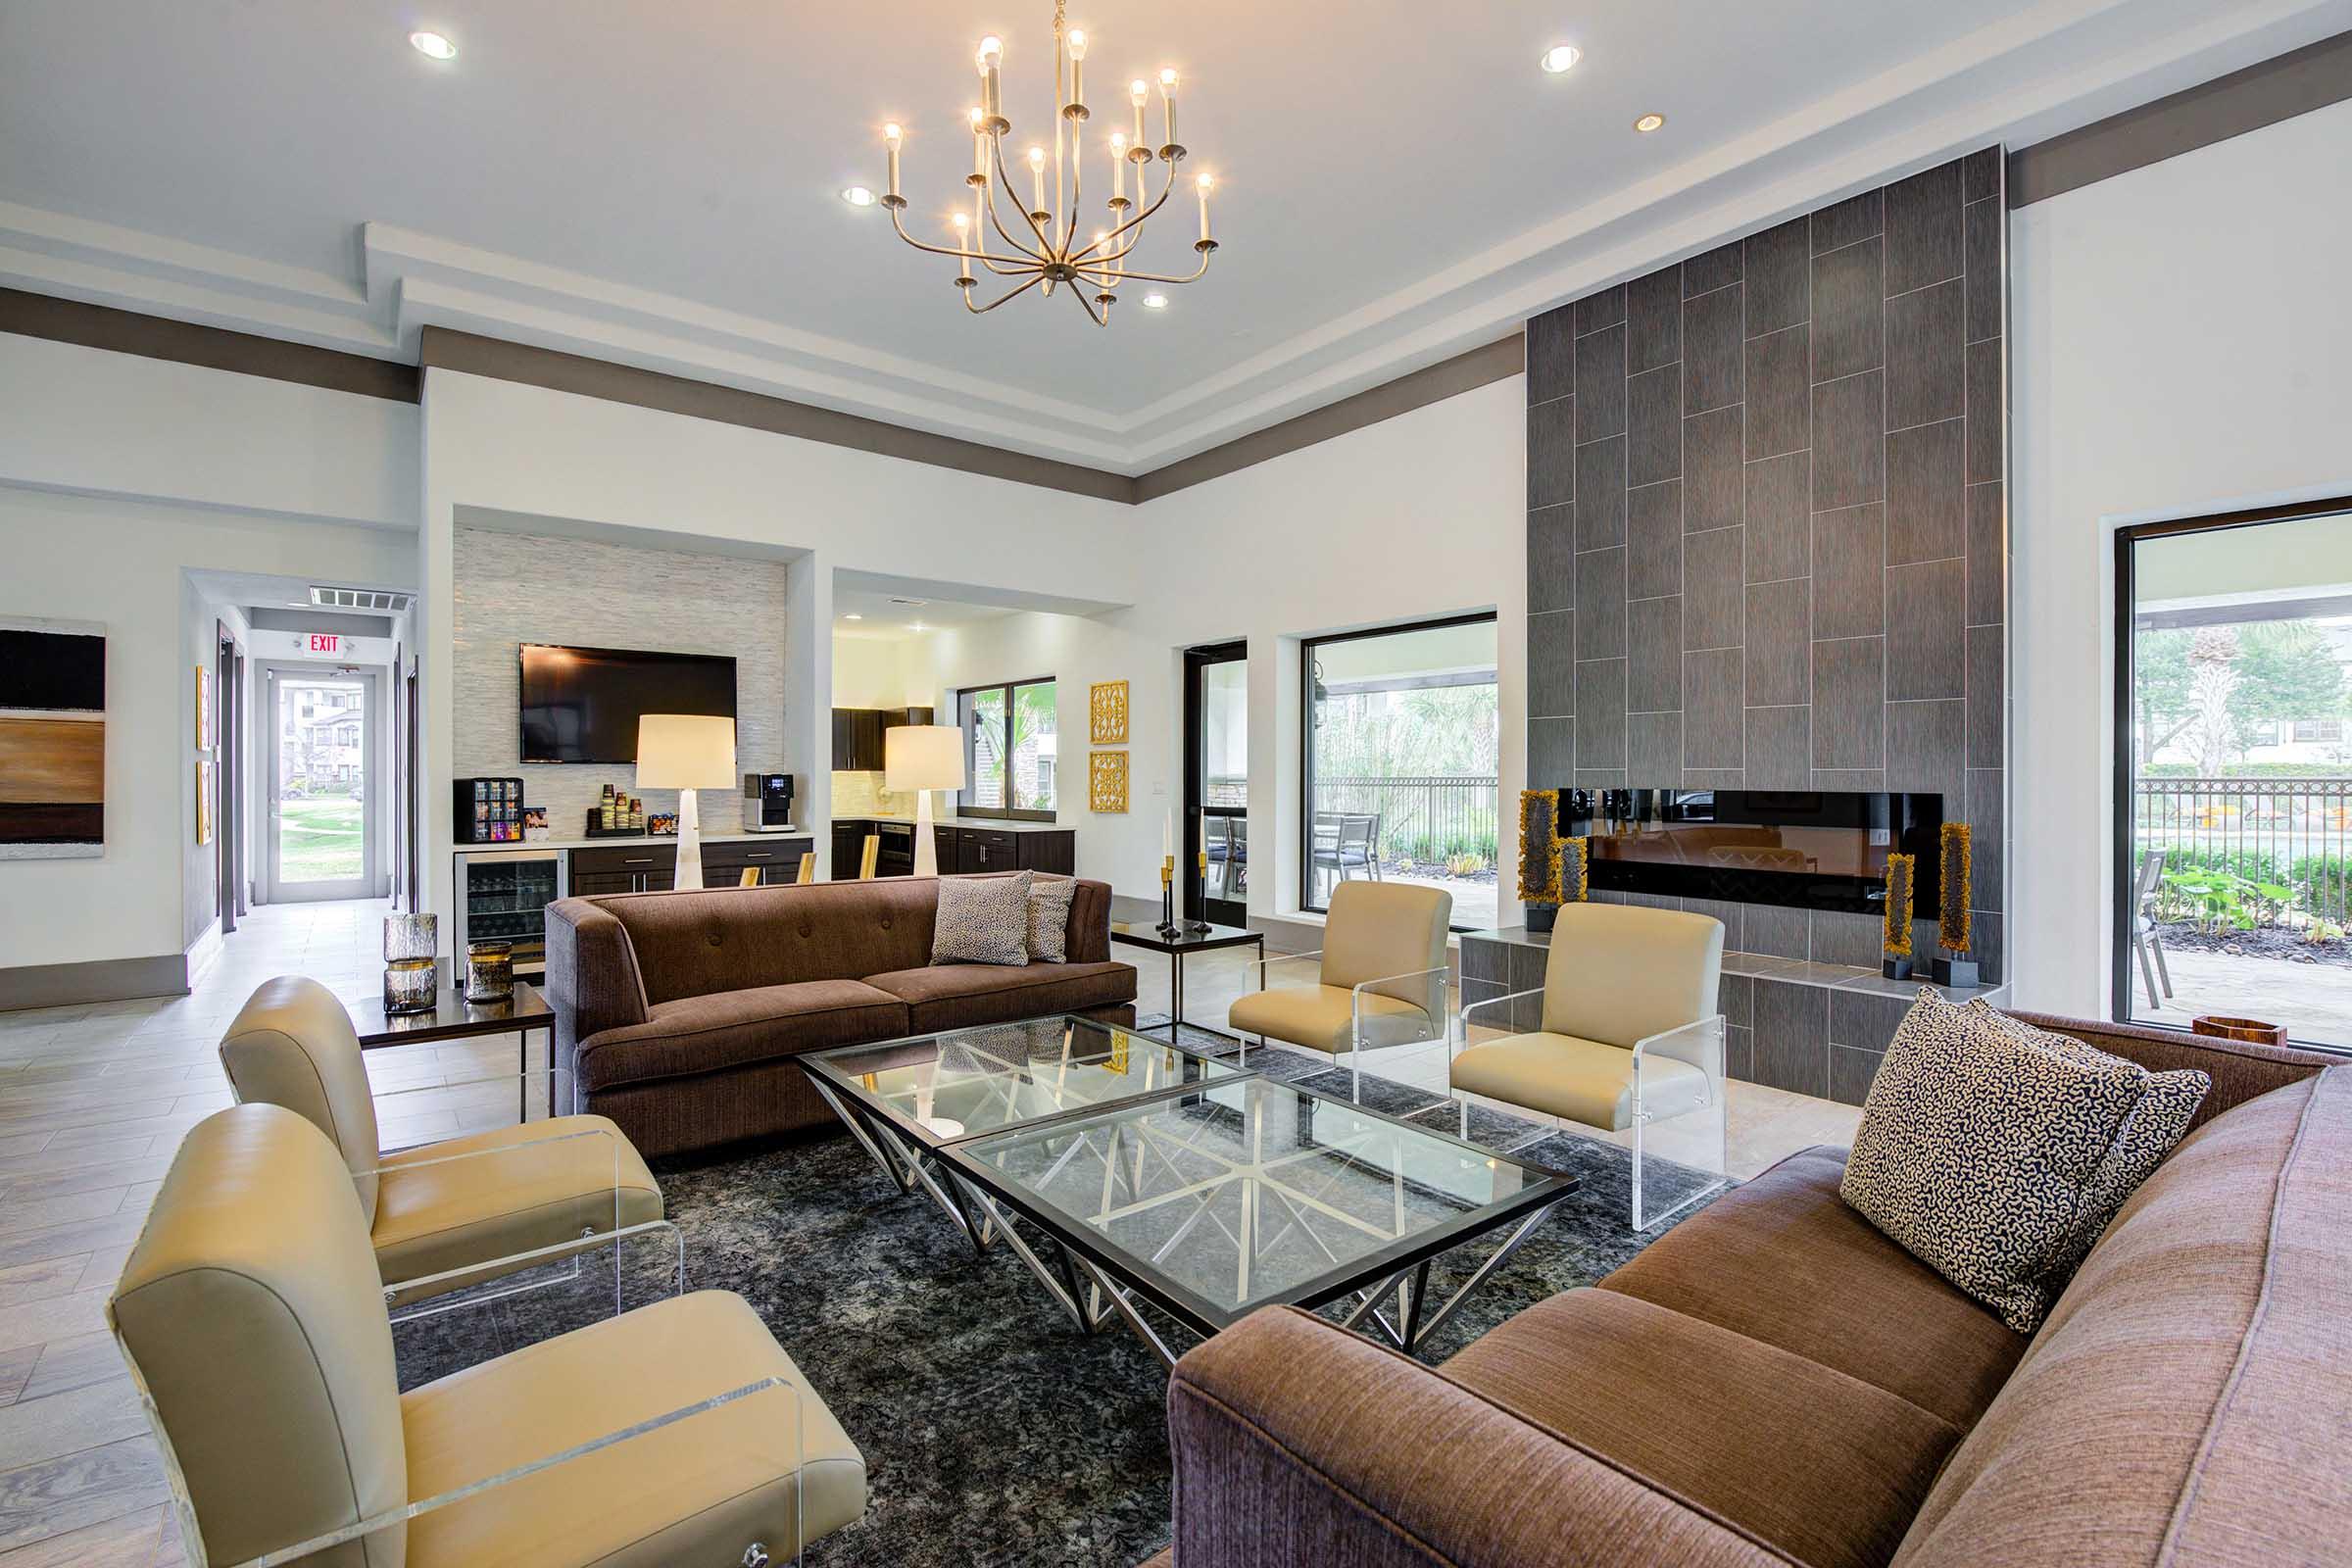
[518,643,737,764]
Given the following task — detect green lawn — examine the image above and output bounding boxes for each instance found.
[280,797,364,882]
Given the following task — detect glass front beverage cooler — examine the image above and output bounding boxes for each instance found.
[452,848,566,977]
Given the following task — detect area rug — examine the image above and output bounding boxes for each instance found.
[390,1030,1727,1568]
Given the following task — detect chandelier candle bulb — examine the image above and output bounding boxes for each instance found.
[1067,27,1086,112]
[1130,79,1149,156]
[1027,145,1048,219]
[1108,131,1127,203]
[1197,173,1212,243]
[977,36,1004,122]
[1158,67,1178,150]
[883,122,903,200]
[953,213,973,282]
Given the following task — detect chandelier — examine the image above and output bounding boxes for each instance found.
[867,0,1218,324]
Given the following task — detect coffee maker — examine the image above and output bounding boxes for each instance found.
[742,772,797,832]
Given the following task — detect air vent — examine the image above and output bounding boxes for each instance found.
[310,585,414,613]
[886,597,930,608]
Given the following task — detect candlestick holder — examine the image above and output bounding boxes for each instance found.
[1183,852,1213,933]
[1156,857,1181,937]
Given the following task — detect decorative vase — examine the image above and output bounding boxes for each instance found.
[465,941,515,1004]
[382,957,437,1015]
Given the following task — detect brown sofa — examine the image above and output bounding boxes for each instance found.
[1150,1015,2348,1568]
[544,873,1136,1158]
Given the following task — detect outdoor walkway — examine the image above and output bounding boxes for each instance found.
[2134,946,2351,1050]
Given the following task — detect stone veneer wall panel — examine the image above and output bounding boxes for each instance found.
[452,526,787,836]
[1525,147,2007,979]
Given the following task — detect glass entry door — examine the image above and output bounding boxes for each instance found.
[265,667,377,903]
[1185,642,1248,925]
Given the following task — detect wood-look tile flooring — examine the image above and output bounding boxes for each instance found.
[0,900,1858,1562]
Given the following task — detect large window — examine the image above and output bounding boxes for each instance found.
[2115,501,2352,1052]
[1301,614,1499,930]
[957,677,1057,819]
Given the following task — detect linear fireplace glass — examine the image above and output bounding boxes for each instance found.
[1569,789,1942,916]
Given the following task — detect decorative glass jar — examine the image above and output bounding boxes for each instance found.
[382,957,437,1015]
[465,941,515,1004]
[383,912,436,963]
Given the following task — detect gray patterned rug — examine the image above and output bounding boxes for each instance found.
[389,1022,1725,1568]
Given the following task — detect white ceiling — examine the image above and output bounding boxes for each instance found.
[834,585,1014,637]
[5,0,2349,471]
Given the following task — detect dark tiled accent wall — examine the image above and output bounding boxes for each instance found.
[1526,148,2008,980]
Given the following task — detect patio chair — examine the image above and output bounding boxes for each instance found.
[1311,811,1381,896]
[2132,847,2173,1007]
[1204,815,1248,898]
[1450,903,1727,1232]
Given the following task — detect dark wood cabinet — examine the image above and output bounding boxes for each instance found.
[699,836,811,887]
[830,707,937,769]
[933,823,1075,876]
[571,837,809,893]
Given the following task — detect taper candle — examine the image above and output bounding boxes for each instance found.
[1109,131,1126,204]
[883,122,902,201]
[971,105,988,178]
[1197,172,1212,242]
[1129,78,1148,154]
[1158,68,1178,148]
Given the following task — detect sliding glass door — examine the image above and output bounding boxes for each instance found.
[2114,502,2352,1049]
[1184,642,1248,925]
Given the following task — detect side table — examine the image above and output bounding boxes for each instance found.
[1108,919,1267,1037]
[349,981,559,1120]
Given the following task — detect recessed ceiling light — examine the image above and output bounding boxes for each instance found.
[409,31,457,61]
[843,612,863,620]
[1141,292,1169,310]
[910,622,927,632]
[1539,44,1581,74]
[841,185,877,208]
[1634,112,1667,133]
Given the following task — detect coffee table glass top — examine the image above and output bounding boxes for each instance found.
[947,1074,1574,1331]
[803,1015,1247,1146]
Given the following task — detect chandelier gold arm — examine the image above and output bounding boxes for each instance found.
[989,135,1058,259]
[1069,285,1109,328]
[960,272,1048,314]
[1075,245,1214,288]
[1066,155,1179,267]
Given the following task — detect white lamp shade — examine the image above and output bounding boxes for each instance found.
[633,713,738,789]
[885,724,966,791]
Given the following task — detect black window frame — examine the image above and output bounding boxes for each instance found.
[2111,496,2352,1047]
[1300,611,1498,931]
[956,675,1057,822]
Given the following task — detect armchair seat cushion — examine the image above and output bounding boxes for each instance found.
[1226,983,1435,1054]
[579,980,910,1092]
[402,1289,866,1567]
[372,1114,662,1295]
[863,959,1137,1035]
[1450,1031,1709,1131]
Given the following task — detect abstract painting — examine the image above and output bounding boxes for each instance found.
[0,616,106,858]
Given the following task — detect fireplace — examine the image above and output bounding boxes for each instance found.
[1561,789,1942,917]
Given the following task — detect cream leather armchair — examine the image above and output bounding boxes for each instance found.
[1451,903,1728,1231]
[219,975,663,1308]
[109,1103,866,1568]
[1226,881,1452,1100]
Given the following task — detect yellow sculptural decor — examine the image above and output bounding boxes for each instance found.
[1883,853,1914,957]
[1087,750,1129,812]
[1939,822,1973,955]
[1088,680,1129,744]
[1564,835,1590,902]
[1518,789,1561,902]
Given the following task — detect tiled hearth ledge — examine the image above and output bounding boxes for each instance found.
[1460,926,2007,1107]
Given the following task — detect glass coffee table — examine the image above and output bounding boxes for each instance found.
[807,1015,1578,1367]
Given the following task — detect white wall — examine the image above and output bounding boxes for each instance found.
[0,486,416,972]
[2008,97,2352,1015]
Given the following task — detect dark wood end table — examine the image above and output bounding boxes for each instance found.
[1108,919,1266,1034]
[349,981,558,1120]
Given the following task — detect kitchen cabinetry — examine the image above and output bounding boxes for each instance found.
[933,823,1075,876]
[568,836,810,894]
[829,707,937,770]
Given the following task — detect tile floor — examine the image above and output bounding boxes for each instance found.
[0,897,1861,1562]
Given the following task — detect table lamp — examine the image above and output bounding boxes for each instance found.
[635,713,737,890]
[886,724,965,877]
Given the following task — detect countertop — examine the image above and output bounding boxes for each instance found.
[830,814,1074,834]
[460,830,806,853]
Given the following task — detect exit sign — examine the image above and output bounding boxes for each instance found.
[306,633,342,654]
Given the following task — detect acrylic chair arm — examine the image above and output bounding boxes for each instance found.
[1631,1014,1728,1106]
[382,1217,686,1316]
[1349,965,1451,1044]
[1457,985,1547,1042]
[1254,949,1324,988]
[217,1375,796,1568]
[357,1117,616,1184]
[372,1065,576,1118]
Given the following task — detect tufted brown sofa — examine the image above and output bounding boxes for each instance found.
[1145,1015,2349,1568]
[544,874,1136,1158]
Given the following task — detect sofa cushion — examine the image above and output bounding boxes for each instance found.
[1601,1147,2026,1429]
[1444,1288,1963,1568]
[575,979,908,1092]
[1839,991,2146,1333]
[1892,1069,2346,1568]
[1225,984,1436,1055]
[1026,875,1078,962]
[863,960,1137,1036]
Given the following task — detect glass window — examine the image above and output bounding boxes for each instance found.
[957,678,1056,818]
[1200,659,1248,807]
[1302,615,1499,931]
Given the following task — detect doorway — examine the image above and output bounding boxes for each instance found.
[264,665,381,904]
[1184,641,1249,926]
[2113,500,2352,1049]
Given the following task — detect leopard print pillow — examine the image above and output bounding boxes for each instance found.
[931,871,1036,966]
[1965,1002,2209,1281]
[1839,991,2146,1333]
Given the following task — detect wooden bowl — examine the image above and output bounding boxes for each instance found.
[2191,1014,2288,1049]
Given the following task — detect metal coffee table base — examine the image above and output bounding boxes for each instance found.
[808,1078,1004,1256]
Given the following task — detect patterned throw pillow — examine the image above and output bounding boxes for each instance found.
[1839,991,2147,1334]
[1026,875,1078,963]
[931,872,1035,966]
[1966,1002,2209,1280]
